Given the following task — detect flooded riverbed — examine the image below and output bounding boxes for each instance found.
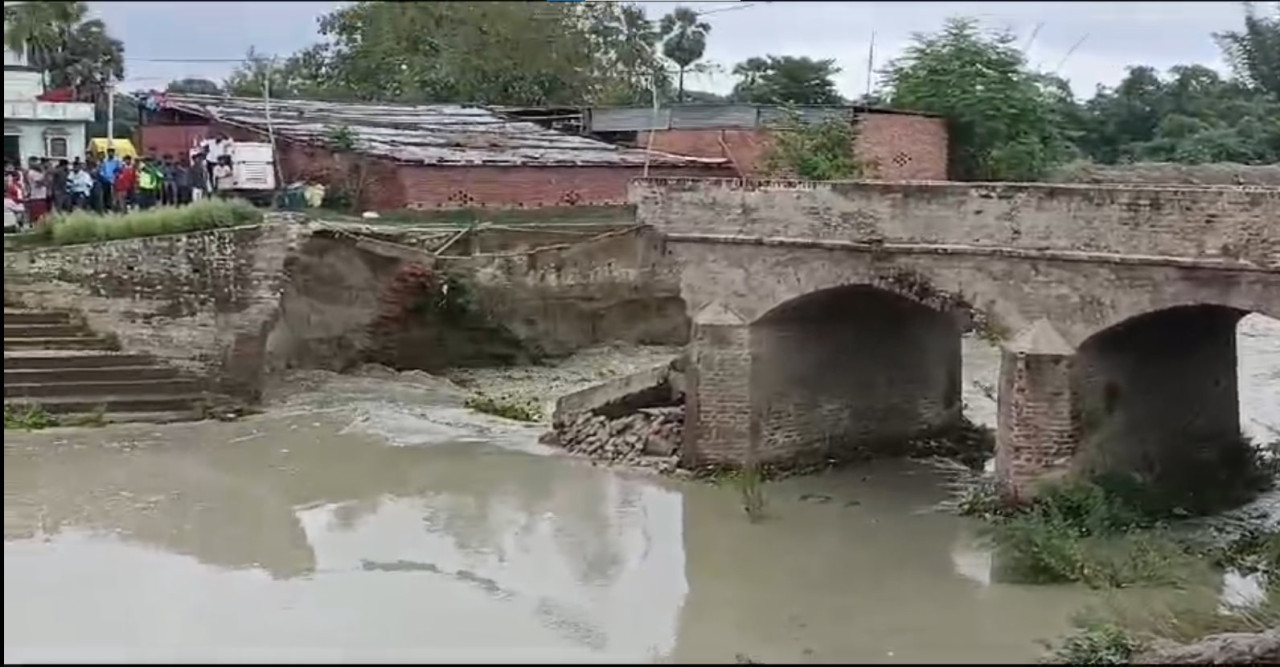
[5,316,1278,663]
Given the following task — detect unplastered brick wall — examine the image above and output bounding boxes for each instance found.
[635,111,949,181]
[854,113,948,181]
[3,221,303,400]
[395,164,731,210]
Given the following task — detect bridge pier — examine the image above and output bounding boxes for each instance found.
[994,320,1078,501]
[682,303,754,468]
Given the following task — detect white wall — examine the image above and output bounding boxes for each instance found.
[3,69,42,100]
[7,121,87,162]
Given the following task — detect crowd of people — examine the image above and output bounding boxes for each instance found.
[4,140,237,231]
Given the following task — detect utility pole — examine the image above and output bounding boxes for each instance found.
[865,31,875,101]
[106,79,115,143]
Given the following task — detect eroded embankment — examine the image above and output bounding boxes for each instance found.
[2,219,689,404]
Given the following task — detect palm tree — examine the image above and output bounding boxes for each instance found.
[658,6,711,103]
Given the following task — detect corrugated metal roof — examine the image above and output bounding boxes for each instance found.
[159,94,727,168]
[584,103,942,133]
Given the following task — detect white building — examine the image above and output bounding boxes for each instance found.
[3,18,94,165]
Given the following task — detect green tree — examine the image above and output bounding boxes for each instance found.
[658,6,711,102]
[582,3,670,105]
[1077,64,1280,165]
[1214,2,1280,96]
[3,0,124,104]
[165,78,222,95]
[275,1,666,106]
[761,105,867,180]
[731,55,843,105]
[878,17,1074,181]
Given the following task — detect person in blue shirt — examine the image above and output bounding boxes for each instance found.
[97,148,123,211]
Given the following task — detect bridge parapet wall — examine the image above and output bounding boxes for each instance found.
[632,178,1280,270]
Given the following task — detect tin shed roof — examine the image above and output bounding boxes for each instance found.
[159,94,727,168]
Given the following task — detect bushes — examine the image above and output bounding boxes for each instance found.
[986,480,1213,588]
[39,199,263,246]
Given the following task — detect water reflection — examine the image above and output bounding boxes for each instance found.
[4,416,687,663]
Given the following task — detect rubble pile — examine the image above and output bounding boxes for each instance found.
[542,406,685,473]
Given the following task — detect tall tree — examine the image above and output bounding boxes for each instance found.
[879,17,1074,181]
[3,0,124,103]
[582,3,670,105]
[166,78,222,96]
[1214,2,1280,96]
[658,6,711,102]
[1076,63,1280,165]
[731,55,843,105]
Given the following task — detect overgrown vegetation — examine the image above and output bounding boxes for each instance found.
[4,403,59,431]
[761,104,872,180]
[463,393,542,422]
[373,264,480,333]
[34,199,263,246]
[1046,620,1143,665]
[986,480,1210,588]
[1046,569,1280,664]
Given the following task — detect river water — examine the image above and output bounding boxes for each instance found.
[5,315,1278,664]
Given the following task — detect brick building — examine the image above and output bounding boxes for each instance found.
[136,94,733,210]
[582,104,949,181]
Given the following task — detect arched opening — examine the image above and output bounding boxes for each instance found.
[749,285,963,464]
[1071,304,1272,513]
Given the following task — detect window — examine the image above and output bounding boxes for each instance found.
[46,136,68,158]
[44,129,70,159]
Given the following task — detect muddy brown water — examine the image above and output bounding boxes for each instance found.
[5,315,1278,664]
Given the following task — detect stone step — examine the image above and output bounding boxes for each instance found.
[5,378,204,399]
[3,336,118,351]
[4,365,179,384]
[3,311,74,326]
[3,352,155,370]
[6,394,208,415]
[4,323,91,339]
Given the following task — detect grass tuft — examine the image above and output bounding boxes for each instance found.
[38,199,263,246]
[464,393,542,422]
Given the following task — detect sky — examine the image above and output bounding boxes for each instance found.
[90,1,1250,101]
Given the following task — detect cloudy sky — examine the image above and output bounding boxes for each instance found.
[91,1,1249,100]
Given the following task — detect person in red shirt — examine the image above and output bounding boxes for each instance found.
[113,155,136,212]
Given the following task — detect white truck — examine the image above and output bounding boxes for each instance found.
[224,141,277,205]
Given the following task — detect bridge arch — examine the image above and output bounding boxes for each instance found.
[1068,303,1269,513]
[746,283,964,464]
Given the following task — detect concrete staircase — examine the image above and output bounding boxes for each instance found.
[4,309,211,423]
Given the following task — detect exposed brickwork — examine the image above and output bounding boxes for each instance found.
[684,322,753,467]
[853,113,949,181]
[996,350,1078,500]
[636,112,949,181]
[634,178,1280,492]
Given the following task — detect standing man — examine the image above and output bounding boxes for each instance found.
[172,156,193,206]
[114,155,137,212]
[135,157,162,210]
[49,159,69,212]
[24,157,48,225]
[212,154,234,198]
[98,148,123,212]
[189,150,208,202]
[68,160,93,210]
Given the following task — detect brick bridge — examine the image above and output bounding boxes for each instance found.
[631,178,1280,498]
